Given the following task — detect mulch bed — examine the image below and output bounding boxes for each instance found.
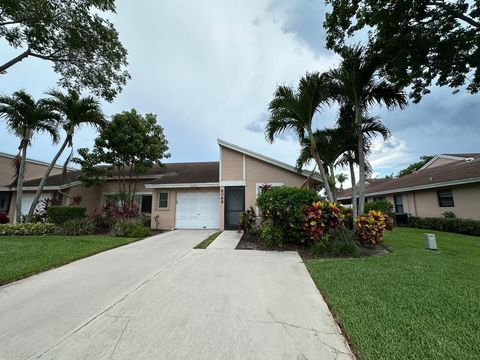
[236,232,391,258]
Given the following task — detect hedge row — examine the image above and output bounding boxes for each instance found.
[0,223,55,236]
[47,206,87,225]
[408,217,480,237]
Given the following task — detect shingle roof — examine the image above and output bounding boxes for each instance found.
[337,158,480,199]
[145,162,219,184]
[19,162,220,188]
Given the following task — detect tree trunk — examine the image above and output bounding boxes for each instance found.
[27,137,70,217]
[329,164,337,201]
[355,104,366,215]
[308,130,334,201]
[349,158,357,219]
[15,142,28,223]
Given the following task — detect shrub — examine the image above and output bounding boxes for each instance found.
[356,210,388,247]
[0,212,9,224]
[240,206,258,238]
[0,223,55,236]
[408,216,480,237]
[260,219,284,248]
[111,217,144,237]
[47,206,86,225]
[302,201,343,245]
[128,226,151,238]
[442,211,456,219]
[57,218,96,236]
[364,200,395,218]
[90,201,140,229]
[311,227,360,258]
[256,187,319,244]
[340,206,354,229]
[69,195,83,205]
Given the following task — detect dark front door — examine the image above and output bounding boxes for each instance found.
[224,186,245,230]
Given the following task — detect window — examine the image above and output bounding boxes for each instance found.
[373,196,386,202]
[394,195,404,213]
[437,190,454,207]
[158,192,169,209]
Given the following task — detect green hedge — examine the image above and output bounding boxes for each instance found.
[364,200,395,218]
[47,206,86,225]
[0,223,55,236]
[408,216,480,237]
[256,187,319,245]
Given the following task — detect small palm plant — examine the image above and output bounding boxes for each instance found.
[266,72,334,201]
[336,173,348,190]
[0,90,60,222]
[27,89,105,217]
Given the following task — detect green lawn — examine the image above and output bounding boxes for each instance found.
[194,231,222,249]
[306,227,480,360]
[0,235,140,285]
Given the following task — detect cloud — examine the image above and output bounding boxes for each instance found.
[0,0,478,180]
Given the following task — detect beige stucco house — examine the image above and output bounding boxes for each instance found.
[337,153,480,220]
[0,140,320,230]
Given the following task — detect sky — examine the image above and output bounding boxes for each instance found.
[1,0,479,181]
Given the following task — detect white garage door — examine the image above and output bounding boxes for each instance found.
[21,193,53,216]
[175,192,220,229]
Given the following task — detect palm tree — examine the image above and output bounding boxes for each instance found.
[266,72,334,201]
[335,104,390,217]
[296,128,346,200]
[336,173,348,190]
[27,90,105,217]
[328,45,407,213]
[0,90,60,222]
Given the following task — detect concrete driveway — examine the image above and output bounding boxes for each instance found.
[0,231,353,360]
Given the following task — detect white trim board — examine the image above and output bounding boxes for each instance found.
[217,139,322,182]
[145,182,220,189]
[220,181,246,187]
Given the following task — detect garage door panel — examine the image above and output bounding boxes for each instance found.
[175,192,219,229]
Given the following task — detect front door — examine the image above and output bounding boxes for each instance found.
[224,186,245,230]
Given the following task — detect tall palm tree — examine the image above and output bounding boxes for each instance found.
[27,90,105,217]
[266,72,334,201]
[335,104,390,217]
[328,45,407,213]
[0,90,60,222]
[336,173,348,190]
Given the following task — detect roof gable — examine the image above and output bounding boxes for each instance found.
[217,139,322,181]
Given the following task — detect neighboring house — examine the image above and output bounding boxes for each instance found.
[0,152,69,215]
[337,153,480,220]
[0,140,320,229]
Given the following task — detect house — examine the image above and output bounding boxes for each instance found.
[0,152,69,215]
[0,139,320,229]
[337,153,480,220]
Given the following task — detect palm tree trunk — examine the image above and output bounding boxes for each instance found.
[27,137,70,217]
[329,164,337,201]
[15,141,28,223]
[349,158,357,219]
[308,131,334,201]
[355,104,366,214]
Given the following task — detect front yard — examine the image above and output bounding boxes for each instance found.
[0,235,141,285]
[306,227,480,359]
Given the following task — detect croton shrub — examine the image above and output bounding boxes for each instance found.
[302,201,343,245]
[355,210,388,247]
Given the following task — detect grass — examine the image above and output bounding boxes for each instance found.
[306,227,480,360]
[194,231,222,249]
[0,235,141,285]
